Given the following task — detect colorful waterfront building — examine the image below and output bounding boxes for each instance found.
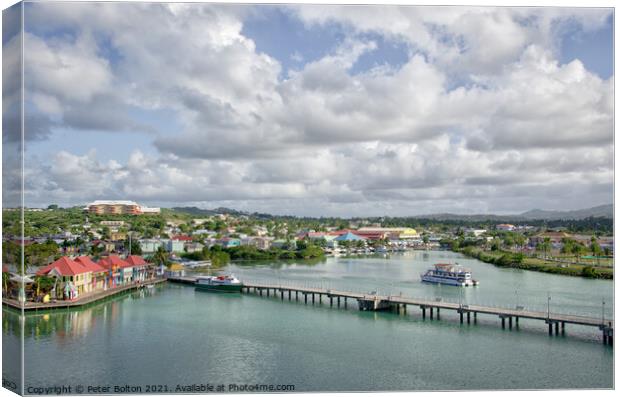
[75,256,109,291]
[36,257,92,300]
[125,255,150,282]
[98,255,131,287]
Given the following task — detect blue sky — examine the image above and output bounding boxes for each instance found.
[5,3,614,216]
[560,12,613,79]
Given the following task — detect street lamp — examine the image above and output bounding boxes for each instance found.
[515,289,519,310]
[547,292,551,319]
[602,298,605,325]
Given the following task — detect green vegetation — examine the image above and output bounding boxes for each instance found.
[459,246,612,280]
[179,246,231,267]
[2,240,60,273]
[179,243,325,267]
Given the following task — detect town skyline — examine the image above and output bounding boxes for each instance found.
[3,2,614,217]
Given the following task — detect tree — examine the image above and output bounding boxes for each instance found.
[571,243,586,263]
[153,246,170,268]
[502,234,515,249]
[490,238,501,251]
[124,237,142,255]
[2,272,10,297]
[537,237,552,259]
[89,243,104,258]
[590,236,602,265]
[561,238,575,254]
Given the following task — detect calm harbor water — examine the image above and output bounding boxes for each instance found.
[4,251,614,392]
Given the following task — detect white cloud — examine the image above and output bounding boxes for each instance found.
[17,3,613,215]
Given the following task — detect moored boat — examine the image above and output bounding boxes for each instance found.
[421,263,479,286]
[195,274,243,292]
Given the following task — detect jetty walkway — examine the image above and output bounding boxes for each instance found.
[2,278,166,312]
[169,276,614,345]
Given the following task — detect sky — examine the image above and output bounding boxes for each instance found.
[1,2,614,217]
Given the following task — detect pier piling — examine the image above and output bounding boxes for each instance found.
[467,312,471,324]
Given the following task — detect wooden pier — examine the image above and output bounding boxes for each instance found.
[168,277,614,345]
[2,278,166,312]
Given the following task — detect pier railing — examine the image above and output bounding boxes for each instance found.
[237,277,613,324]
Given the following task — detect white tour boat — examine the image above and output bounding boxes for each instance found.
[421,263,479,287]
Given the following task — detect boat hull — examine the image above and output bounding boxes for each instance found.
[195,283,244,293]
[421,276,476,287]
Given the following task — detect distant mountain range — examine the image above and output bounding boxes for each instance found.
[412,204,613,221]
[170,204,612,221]
[170,206,247,216]
[518,204,613,220]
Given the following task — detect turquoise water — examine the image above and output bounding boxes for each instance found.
[3,251,614,392]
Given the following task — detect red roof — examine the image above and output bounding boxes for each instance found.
[328,230,350,236]
[98,255,132,269]
[125,255,148,267]
[36,257,91,276]
[172,235,193,241]
[75,256,106,273]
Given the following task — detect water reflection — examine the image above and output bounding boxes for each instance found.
[4,285,163,342]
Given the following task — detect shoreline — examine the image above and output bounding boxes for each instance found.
[455,247,613,280]
[2,278,166,313]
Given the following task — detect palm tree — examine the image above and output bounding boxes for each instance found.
[543,237,551,259]
[590,236,602,266]
[571,243,586,264]
[2,272,10,297]
[153,246,170,268]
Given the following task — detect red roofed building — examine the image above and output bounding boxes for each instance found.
[98,255,131,287]
[75,256,109,291]
[125,255,152,282]
[171,235,193,242]
[36,257,93,300]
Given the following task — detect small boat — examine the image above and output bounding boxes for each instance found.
[421,263,479,287]
[195,274,243,292]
